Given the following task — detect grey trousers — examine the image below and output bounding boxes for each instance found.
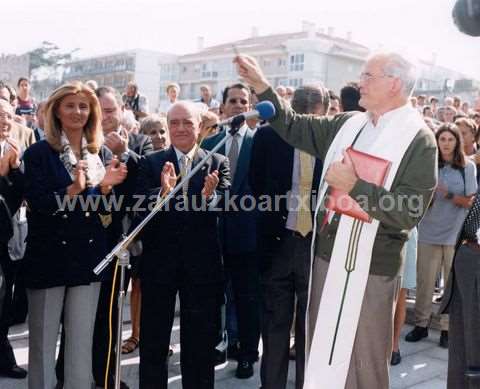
[448,245,480,389]
[27,283,100,389]
[308,256,400,389]
[415,242,455,330]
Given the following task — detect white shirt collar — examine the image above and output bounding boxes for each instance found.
[226,123,248,138]
[173,145,197,162]
[368,103,412,128]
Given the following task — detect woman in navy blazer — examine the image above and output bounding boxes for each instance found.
[22,82,127,389]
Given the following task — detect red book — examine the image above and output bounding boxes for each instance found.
[325,147,391,223]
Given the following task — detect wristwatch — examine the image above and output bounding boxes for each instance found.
[446,192,454,200]
[119,151,130,163]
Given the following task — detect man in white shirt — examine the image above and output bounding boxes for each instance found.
[202,83,260,379]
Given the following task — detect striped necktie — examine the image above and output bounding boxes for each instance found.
[228,133,240,182]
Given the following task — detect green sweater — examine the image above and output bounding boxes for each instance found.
[258,87,438,277]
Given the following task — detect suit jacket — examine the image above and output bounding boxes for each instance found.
[202,126,258,254]
[22,140,114,289]
[249,126,322,251]
[10,122,35,151]
[106,132,154,245]
[113,132,153,204]
[135,146,231,285]
[0,169,25,244]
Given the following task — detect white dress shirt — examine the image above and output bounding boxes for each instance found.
[354,104,414,152]
[225,123,248,157]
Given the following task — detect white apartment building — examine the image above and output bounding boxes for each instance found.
[158,24,370,107]
[63,49,175,109]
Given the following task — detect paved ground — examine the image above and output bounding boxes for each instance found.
[1,297,449,388]
[1,324,448,389]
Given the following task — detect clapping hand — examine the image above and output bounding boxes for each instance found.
[202,170,219,199]
[68,160,87,196]
[5,138,21,169]
[161,162,177,196]
[101,156,128,189]
[0,138,21,175]
[105,128,129,157]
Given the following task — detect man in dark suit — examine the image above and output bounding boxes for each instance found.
[93,86,153,388]
[136,101,230,389]
[202,83,260,379]
[249,85,327,389]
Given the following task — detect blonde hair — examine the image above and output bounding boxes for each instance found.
[45,81,103,153]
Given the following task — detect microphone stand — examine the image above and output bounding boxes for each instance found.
[93,117,245,389]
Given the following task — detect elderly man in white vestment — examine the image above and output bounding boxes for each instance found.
[235,53,438,389]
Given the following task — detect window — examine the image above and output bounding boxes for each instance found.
[202,62,215,78]
[289,54,304,72]
[289,78,303,87]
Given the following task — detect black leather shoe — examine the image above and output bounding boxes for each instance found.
[215,349,227,366]
[236,360,254,379]
[390,350,402,366]
[439,330,449,348]
[0,364,27,379]
[405,326,428,342]
[465,366,480,381]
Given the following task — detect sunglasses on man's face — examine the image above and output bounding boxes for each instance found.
[228,98,249,105]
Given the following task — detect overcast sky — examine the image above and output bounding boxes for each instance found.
[3,0,480,78]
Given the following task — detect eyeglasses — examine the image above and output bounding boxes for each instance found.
[228,98,249,105]
[0,112,12,121]
[169,119,194,129]
[359,72,395,82]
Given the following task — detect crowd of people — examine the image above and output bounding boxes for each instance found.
[0,51,479,389]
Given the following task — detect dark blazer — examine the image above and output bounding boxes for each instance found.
[106,132,154,244]
[202,126,257,254]
[135,146,230,285]
[22,140,114,289]
[0,169,24,245]
[113,132,153,204]
[249,126,322,246]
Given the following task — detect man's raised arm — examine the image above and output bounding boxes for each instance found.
[234,55,354,161]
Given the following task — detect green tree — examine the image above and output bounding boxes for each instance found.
[28,41,79,80]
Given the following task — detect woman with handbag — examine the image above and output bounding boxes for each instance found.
[406,123,477,348]
[22,82,127,389]
[0,99,27,379]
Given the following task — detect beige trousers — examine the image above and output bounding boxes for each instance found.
[308,256,400,389]
[415,242,455,330]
